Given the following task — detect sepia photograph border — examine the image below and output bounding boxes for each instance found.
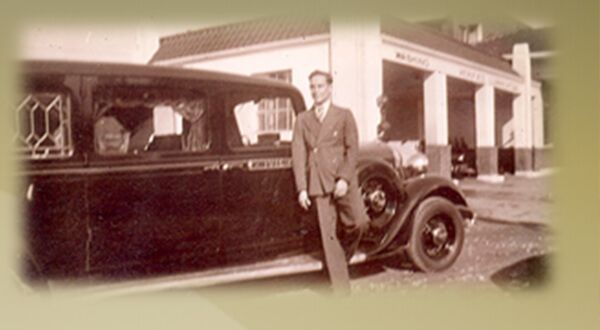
[0,0,598,329]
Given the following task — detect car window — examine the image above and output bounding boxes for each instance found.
[16,76,74,159]
[92,84,210,156]
[227,93,296,150]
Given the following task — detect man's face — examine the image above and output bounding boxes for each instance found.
[309,74,332,106]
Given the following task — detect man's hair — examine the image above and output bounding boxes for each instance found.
[308,70,333,84]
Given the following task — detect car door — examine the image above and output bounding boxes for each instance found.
[84,76,223,278]
[19,73,90,280]
[218,89,307,265]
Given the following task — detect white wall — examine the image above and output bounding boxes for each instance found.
[184,41,331,108]
[329,19,382,142]
[20,23,224,64]
[382,38,523,95]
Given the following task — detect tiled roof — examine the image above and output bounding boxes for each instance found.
[150,16,330,63]
[381,16,517,75]
[475,27,553,56]
[149,15,518,77]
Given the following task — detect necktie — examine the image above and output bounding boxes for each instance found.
[316,106,325,122]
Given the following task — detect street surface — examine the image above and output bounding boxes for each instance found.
[459,175,552,225]
[195,218,552,296]
[193,175,553,295]
[350,219,551,293]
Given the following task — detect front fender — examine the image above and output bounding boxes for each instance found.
[370,175,471,255]
[357,157,401,182]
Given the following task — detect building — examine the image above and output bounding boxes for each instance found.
[478,26,554,171]
[418,16,530,45]
[149,16,551,180]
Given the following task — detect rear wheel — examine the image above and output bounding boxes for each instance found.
[407,197,464,272]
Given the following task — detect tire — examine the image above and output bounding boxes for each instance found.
[358,165,402,230]
[354,164,403,254]
[407,197,464,272]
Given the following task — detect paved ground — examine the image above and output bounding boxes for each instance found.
[196,175,555,295]
[196,219,552,295]
[350,220,551,293]
[349,174,555,293]
[457,174,553,225]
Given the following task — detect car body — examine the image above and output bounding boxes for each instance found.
[17,60,473,290]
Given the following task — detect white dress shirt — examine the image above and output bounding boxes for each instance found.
[314,99,331,122]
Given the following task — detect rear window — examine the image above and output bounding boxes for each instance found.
[16,78,74,159]
[92,84,210,156]
[226,92,296,150]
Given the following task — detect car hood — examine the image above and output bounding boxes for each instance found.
[358,140,396,165]
[359,140,426,168]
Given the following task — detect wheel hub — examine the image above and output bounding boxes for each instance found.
[431,225,449,246]
[368,190,387,213]
[423,218,452,258]
[360,177,399,230]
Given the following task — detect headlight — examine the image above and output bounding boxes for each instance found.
[406,154,429,176]
[390,147,402,169]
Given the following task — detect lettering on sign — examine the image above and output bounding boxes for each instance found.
[458,69,485,83]
[248,158,292,171]
[493,79,519,93]
[395,51,430,69]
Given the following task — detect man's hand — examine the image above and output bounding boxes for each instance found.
[333,179,349,198]
[298,190,311,210]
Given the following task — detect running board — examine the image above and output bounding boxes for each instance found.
[52,252,368,299]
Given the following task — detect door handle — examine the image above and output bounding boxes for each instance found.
[220,161,248,171]
[200,163,221,172]
[26,183,34,202]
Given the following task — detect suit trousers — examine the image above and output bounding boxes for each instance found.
[335,181,370,229]
[314,195,350,294]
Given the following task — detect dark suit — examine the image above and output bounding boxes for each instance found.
[292,104,368,292]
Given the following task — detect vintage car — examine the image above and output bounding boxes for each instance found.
[18,60,473,292]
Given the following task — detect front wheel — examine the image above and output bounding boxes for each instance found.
[356,164,403,254]
[359,169,401,229]
[407,197,464,272]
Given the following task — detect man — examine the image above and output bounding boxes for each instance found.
[291,70,369,293]
[376,94,392,142]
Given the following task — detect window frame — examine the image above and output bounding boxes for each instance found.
[89,81,213,158]
[16,77,76,160]
[224,89,298,153]
[252,70,295,134]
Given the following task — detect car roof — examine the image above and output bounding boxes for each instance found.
[22,60,301,92]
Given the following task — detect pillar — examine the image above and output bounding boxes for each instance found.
[512,43,534,174]
[329,17,382,142]
[532,85,547,170]
[423,71,451,178]
[475,84,503,182]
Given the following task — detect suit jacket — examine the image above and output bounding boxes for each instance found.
[292,104,359,196]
